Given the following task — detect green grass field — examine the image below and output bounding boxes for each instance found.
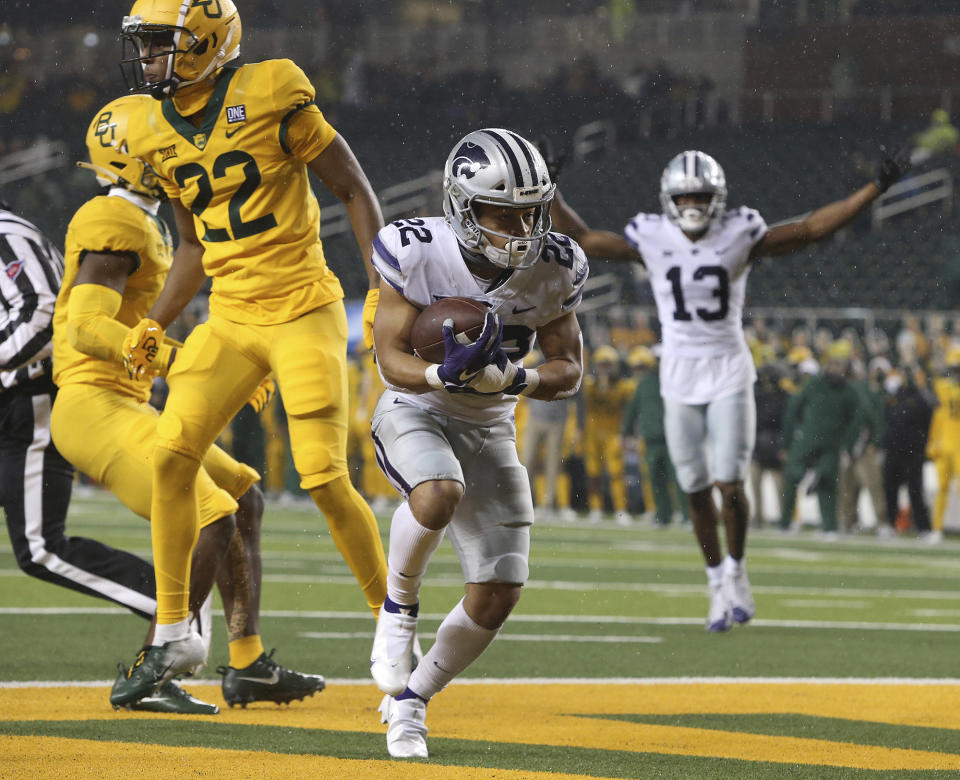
[3,491,959,778]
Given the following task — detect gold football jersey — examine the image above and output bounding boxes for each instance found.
[931,377,960,453]
[583,377,637,435]
[127,59,344,325]
[54,194,173,401]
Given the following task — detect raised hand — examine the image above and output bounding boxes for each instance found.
[875,145,912,193]
[535,135,568,184]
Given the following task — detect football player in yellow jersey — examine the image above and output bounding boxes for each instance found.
[53,94,324,711]
[580,345,637,523]
[116,0,387,690]
[926,347,960,544]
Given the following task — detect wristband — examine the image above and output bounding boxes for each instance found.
[424,363,444,390]
[518,368,540,396]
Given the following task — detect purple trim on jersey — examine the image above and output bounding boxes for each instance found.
[372,430,412,497]
[562,290,582,309]
[380,275,403,294]
[373,235,401,271]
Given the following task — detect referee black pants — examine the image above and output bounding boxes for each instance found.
[0,378,156,619]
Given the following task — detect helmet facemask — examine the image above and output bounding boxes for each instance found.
[120,1,241,101]
[120,21,191,99]
[660,150,727,234]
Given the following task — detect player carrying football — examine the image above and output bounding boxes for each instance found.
[114,0,387,694]
[369,128,586,757]
[551,145,911,632]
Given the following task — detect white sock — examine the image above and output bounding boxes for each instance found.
[153,618,191,646]
[387,501,445,605]
[706,563,724,589]
[406,598,499,700]
[189,593,213,658]
[723,554,744,577]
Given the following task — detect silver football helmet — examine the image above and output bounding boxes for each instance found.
[443,128,555,269]
[659,150,727,234]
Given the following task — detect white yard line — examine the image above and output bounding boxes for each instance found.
[4,676,960,689]
[3,606,960,632]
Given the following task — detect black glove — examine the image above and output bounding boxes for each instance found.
[535,135,568,184]
[874,145,912,193]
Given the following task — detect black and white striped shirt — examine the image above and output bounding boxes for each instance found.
[0,207,64,391]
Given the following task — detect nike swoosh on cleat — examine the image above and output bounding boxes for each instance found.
[236,669,281,685]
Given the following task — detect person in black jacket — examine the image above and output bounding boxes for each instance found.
[881,368,936,536]
[751,361,789,527]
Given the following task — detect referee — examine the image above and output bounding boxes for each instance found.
[0,200,156,618]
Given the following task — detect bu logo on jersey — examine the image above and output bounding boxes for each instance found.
[452,141,490,180]
[5,260,23,281]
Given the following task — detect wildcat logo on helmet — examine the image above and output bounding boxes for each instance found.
[451,142,491,180]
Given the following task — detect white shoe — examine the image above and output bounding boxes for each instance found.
[724,568,756,625]
[706,583,732,633]
[587,508,604,524]
[558,507,578,523]
[876,524,896,540]
[614,510,633,526]
[923,530,944,545]
[379,694,428,758]
[371,605,419,696]
[165,631,208,679]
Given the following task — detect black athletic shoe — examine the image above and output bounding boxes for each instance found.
[217,649,325,708]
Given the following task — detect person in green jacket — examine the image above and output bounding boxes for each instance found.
[780,340,864,535]
[621,346,689,526]
[837,356,889,532]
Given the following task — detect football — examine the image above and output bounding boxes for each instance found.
[410,297,489,364]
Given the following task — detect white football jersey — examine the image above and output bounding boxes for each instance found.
[372,216,588,425]
[625,208,767,403]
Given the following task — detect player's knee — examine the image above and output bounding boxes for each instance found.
[493,553,529,585]
[465,581,524,629]
[715,480,745,504]
[236,483,264,534]
[201,512,237,552]
[409,479,463,528]
[154,445,201,488]
[293,440,340,486]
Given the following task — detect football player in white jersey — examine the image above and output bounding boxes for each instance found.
[369,128,586,758]
[551,146,910,632]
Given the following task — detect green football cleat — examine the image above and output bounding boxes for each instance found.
[128,681,220,715]
[110,633,206,709]
[218,649,325,708]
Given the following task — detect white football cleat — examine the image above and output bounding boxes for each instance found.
[706,582,732,633]
[371,606,419,696]
[379,694,428,758]
[724,568,756,625]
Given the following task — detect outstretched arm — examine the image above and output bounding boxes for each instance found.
[753,146,911,259]
[551,190,641,262]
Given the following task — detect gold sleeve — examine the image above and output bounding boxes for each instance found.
[66,283,130,363]
[68,283,176,373]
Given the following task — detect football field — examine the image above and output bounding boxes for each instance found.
[2,491,959,778]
